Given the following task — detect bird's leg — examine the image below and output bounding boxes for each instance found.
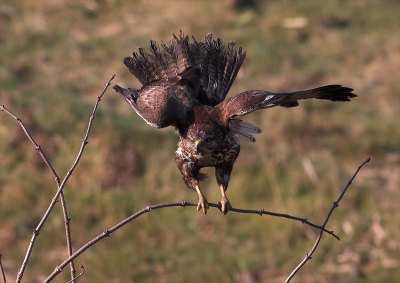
[215,165,235,215]
[195,185,209,214]
[219,184,231,215]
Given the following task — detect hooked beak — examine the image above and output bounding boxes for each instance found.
[195,140,201,154]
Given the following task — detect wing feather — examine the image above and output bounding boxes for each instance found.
[216,85,357,126]
[121,32,246,107]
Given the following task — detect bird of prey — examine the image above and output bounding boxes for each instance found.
[113,32,356,215]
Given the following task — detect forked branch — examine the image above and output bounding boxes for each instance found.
[66,265,85,283]
[0,106,75,281]
[1,75,115,283]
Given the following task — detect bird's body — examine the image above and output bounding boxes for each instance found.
[114,32,356,214]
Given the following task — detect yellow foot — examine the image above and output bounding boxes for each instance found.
[219,196,231,215]
[197,194,209,214]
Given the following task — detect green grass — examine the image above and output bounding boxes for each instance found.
[1,0,399,282]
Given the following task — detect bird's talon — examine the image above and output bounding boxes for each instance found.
[220,196,231,215]
[197,195,209,214]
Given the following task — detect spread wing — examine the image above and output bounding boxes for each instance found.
[194,33,246,106]
[113,79,197,134]
[113,32,247,134]
[118,32,246,106]
[216,85,357,125]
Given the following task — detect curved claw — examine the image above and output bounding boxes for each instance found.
[197,194,209,214]
[220,195,231,215]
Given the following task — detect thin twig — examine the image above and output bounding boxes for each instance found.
[1,74,115,283]
[66,265,85,283]
[0,254,6,283]
[59,194,76,282]
[44,200,339,282]
[229,207,339,240]
[0,106,76,281]
[285,157,371,283]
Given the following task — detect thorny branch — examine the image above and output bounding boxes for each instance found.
[285,157,371,283]
[1,75,115,283]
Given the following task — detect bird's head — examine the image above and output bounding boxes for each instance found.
[184,122,225,155]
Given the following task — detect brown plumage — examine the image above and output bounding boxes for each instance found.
[114,32,357,214]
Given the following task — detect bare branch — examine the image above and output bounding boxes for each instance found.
[229,206,339,240]
[1,75,115,283]
[285,157,371,283]
[43,200,340,282]
[3,74,364,282]
[66,265,85,283]
[0,254,6,283]
[0,105,76,281]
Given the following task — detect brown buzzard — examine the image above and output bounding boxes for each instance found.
[113,32,356,215]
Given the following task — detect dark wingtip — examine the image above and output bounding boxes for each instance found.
[123,56,133,68]
[312,84,357,102]
[113,85,140,101]
[113,84,123,93]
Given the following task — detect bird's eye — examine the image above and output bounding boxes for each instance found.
[204,138,211,144]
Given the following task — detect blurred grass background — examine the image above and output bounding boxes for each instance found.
[0,0,399,282]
